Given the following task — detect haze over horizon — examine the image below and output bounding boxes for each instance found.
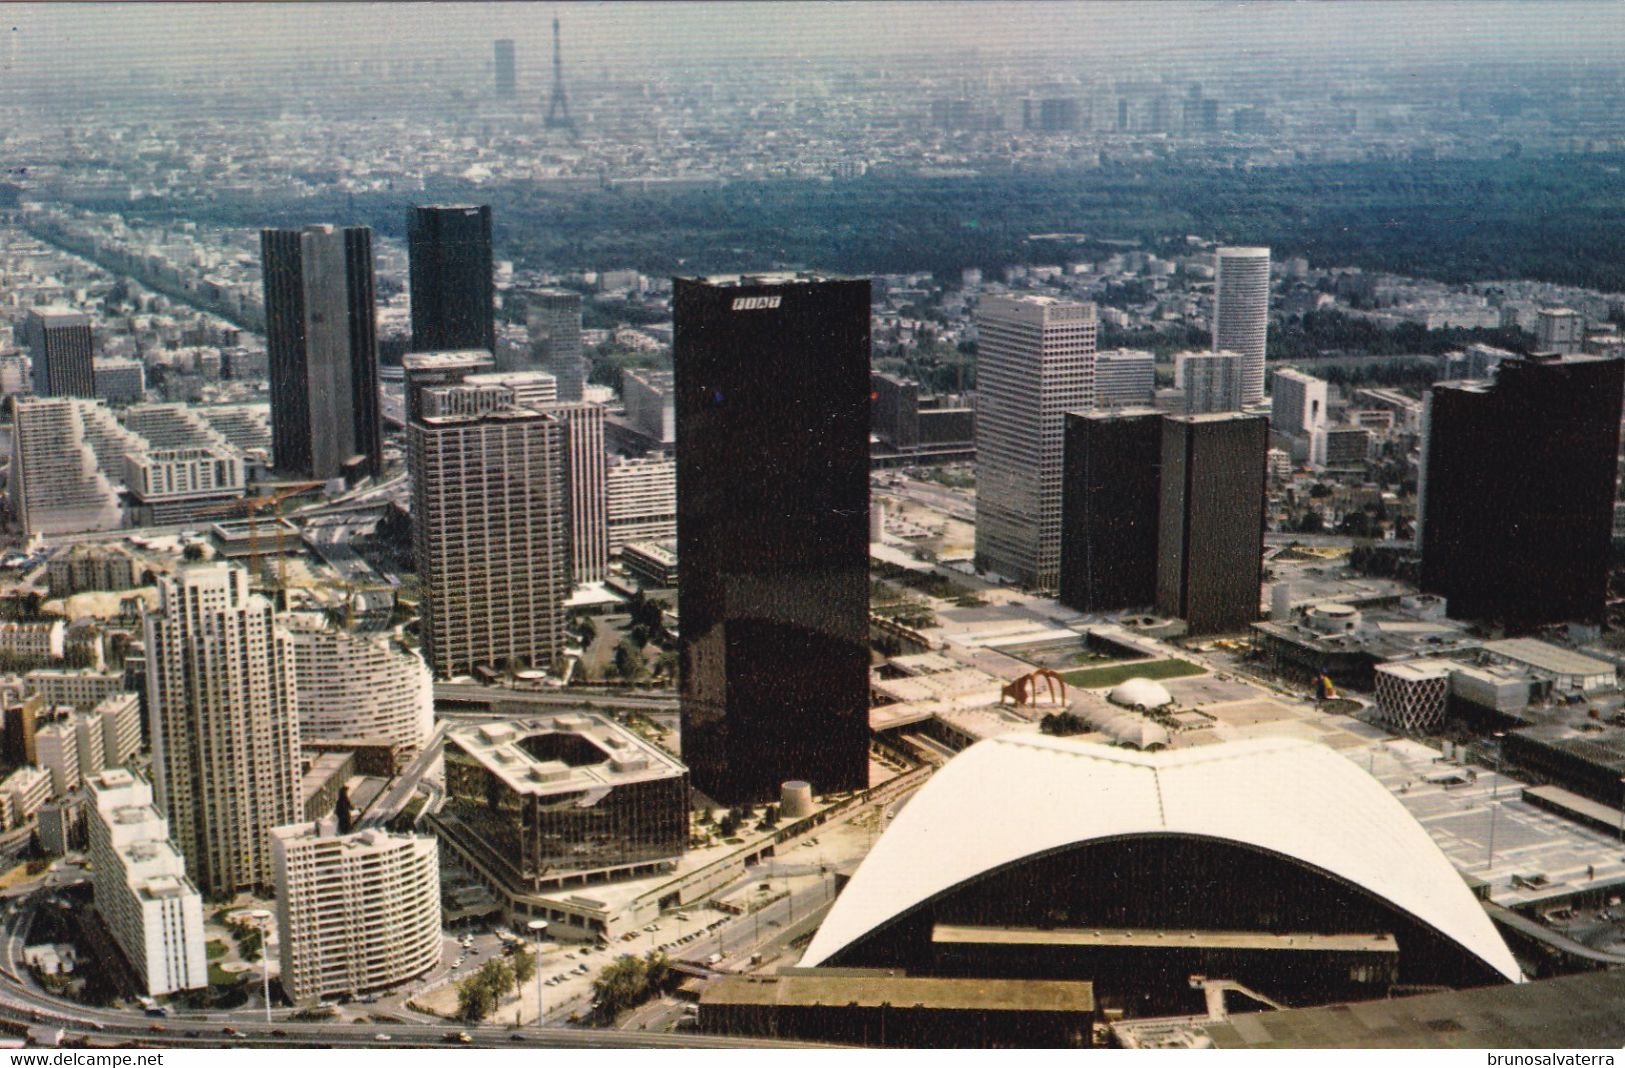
[7,1,1625,96]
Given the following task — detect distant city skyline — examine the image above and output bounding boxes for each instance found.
[7,2,1625,92]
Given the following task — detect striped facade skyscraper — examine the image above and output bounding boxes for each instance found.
[974,294,1097,591]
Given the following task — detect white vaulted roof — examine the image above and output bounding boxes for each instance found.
[800,735,1520,981]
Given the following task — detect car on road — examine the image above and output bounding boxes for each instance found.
[444,1031,472,1044]
[374,1033,392,1042]
[508,1033,526,1042]
[270,1029,287,1037]
[222,1027,240,1037]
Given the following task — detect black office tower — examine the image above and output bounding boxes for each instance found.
[1155,413,1268,635]
[1059,409,1163,612]
[23,309,94,399]
[260,225,382,480]
[675,275,871,803]
[408,205,495,356]
[1419,355,1624,631]
[493,39,516,97]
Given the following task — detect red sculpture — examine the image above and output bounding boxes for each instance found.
[1000,668,1068,707]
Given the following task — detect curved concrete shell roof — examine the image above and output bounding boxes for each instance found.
[800,735,1521,982]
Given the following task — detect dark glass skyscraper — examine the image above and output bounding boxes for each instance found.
[493,39,516,98]
[1058,409,1163,612]
[260,225,382,479]
[23,308,94,399]
[408,205,495,356]
[1419,355,1624,631]
[1155,413,1268,635]
[675,274,871,803]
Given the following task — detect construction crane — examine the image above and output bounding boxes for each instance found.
[199,482,323,598]
[324,577,398,631]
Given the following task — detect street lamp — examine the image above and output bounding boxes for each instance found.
[247,909,274,1026]
[1617,776,1625,845]
[527,920,548,1027]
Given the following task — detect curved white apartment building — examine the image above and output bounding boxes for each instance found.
[1214,246,1271,405]
[272,824,442,1005]
[286,617,434,757]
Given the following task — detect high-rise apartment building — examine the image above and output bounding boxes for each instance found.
[95,692,143,768]
[404,355,600,584]
[606,454,676,553]
[409,383,570,678]
[260,225,383,479]
[622,368,675,444]
[1173,350,1245,414]
[143,565,301,895]
[401,350,495,422]
[547,401,608,583]
[528,289,585,401]
[1093,349,1156,409]
[86,769,208,997]
[35,715,81,796]
[11,397,126,536]
[675,274,870,802]
[1535,308,1585,355]
[23,308,95,398]
[1419,355,1624,631]
[272,823,442,1005]
[1271,367,1329,437]
[93,357,146,405]
[1156,414,1269,635]
[284,615,435,758]
[1058,410,1163,613]
[974,294,1097,590]
[493,38,516,97]
[408,205,495,356]
[1213,246,1271,405]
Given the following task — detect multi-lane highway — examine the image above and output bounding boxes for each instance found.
[0,887,828,1049]
[433,681,677,713]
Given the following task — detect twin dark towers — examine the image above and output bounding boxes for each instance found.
[259,205,494,482]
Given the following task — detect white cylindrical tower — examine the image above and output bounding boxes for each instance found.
[1214,246,1271,405]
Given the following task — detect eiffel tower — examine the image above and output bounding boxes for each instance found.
[545,16,578,137]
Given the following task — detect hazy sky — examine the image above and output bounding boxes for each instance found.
[7,2,1624,87]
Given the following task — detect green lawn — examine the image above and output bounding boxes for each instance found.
[1060,658,1206,689]
[206,939,228,960]
[208,962,245,988]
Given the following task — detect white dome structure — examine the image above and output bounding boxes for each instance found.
[800,735,1520,987]
[1107,677,1173,710]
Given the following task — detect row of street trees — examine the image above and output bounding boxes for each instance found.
[456,950,536,1023]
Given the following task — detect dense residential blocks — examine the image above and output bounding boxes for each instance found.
[11,398,127,536]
